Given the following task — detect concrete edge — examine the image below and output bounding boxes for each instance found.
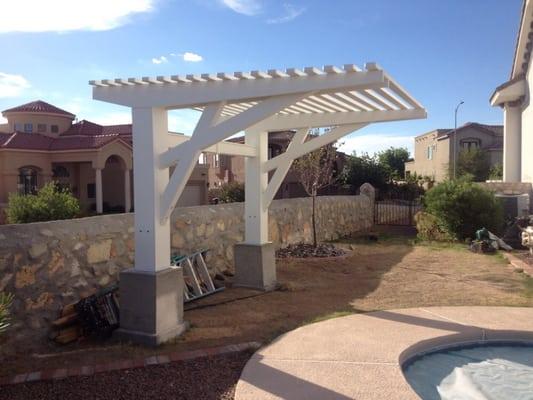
[503,252,533,276]
[0,341,261,386]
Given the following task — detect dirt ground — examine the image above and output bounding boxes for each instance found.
[2,229,533,378]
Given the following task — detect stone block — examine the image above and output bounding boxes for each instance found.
[115,267,187,346]
[234,243,276,291]
[87,240,112,264]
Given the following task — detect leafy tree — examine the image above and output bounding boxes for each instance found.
[208,181,245,203]
[453,149,491,182]
[293,144,338,247]
[7,182,80,224]
[377,147,410,179]
[489,163,503,180]
[423,177,503,240]
[341,153,390,192]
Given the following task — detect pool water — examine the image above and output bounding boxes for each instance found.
[403,344,533,400]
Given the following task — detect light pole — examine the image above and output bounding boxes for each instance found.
[453,100,464,179]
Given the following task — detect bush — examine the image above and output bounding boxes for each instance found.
[6,182,80,224]
[489,163,503,180]
[414,211,453,242]
[208,182,245,203]
[423,178,504,240]
[0,292,14,335]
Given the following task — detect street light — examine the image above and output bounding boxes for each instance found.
[453,100,464,179]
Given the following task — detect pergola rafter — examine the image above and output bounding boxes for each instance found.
[90,62,426,346]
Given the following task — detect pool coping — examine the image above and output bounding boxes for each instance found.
[235,307,533,400]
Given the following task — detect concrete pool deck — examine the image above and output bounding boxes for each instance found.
[235,306,533,399]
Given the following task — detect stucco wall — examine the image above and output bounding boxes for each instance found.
[0,193,373,345]
[521,62,533,183]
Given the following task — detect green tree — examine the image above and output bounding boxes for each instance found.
[341,153,390,192]
[489,163,503,180]
[293,144,338,247]
[7,182,80,224]
[454,149,491,182]
[377,147,410,179]
[423,177,503,240]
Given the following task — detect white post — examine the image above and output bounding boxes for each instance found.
[117,107,186,346]
[503,103,522,182]
[244,130,269,244]
[124,168,131,213]
[132,107,170,272]
[95,168,103,214]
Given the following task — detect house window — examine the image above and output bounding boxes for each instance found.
[427,145,434,160]
[14,123,22,131]
[51,125,59,133]
[24,123,33,133]
[461,139,480,151]
[198,153,207,165]
[87,183,96,199]
[18,167,38,195]
[214,153,219,167]
[52,165,70,178]
[37,124,46,133]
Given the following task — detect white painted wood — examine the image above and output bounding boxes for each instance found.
[262,128,309,207]
[124,169,131,213]
[263,124,367,172]
[244,130,268,245]
[132,107,171,272]
[251,107,426,131]
[503,104,522,182]
[95,168,103,214]
[93,70,384,109]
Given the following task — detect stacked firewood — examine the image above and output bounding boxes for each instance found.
[49,285,120,345]
[49,302,83,344]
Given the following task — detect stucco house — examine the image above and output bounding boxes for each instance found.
[0,100,209,219]
[490,0,533,184]
[405,122,503,182]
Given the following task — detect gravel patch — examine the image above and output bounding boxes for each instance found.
[0,351,251,400]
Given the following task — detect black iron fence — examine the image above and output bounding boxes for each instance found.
[374,199,422,226]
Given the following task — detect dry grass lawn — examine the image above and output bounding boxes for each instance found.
[2,230,533,376]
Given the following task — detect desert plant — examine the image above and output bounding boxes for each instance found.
[423,177,504,240]
[414,211,454,242]
[6,182,80,224]
[0,292,14,335]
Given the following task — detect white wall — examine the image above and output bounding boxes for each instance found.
[522,63,533,183]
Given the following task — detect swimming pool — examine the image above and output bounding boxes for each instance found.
[403,343,533,399]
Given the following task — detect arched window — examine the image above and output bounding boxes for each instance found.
[18,167,38,195]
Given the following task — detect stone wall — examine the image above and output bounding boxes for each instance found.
[0,193,373,345]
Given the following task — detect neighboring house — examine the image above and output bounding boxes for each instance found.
[202,130,348,199]
[490,0,533,184]
[0,100,209,218]
[404,123,503,182]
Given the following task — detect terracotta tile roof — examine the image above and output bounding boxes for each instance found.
[2,100,75,118]
[60,120,133,137]
[436,122,503,139]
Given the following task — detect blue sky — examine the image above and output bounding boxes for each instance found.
[0,0,523,155]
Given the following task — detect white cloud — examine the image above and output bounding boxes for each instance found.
[182,52,203,62]
[0,0,154,33]
[267,3,305,24]
[220,0,262,16]
[0,72,31,98]
[337,133,413,157]
[152,56,168,65]
[90,111,132,126]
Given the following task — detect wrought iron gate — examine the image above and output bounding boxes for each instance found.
[374,199,422,226]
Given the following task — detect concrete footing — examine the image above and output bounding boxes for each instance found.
[234,242,276,291]
[115,267,187,346]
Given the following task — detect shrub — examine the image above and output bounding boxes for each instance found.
[414,211,453,242]
[208,182,245,203]
[0,292,14,335]
[423,178,504,240]
[6,182,80,224]
[489,163,503,180]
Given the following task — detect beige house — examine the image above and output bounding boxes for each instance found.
[404,122,503,182]
[491,0,533,184]
[0,100,209,220]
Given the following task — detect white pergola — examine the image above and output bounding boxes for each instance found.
[90,62,426,345]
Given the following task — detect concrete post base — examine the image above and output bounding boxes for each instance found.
[115,267,187,346]
[234,242,277,291]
